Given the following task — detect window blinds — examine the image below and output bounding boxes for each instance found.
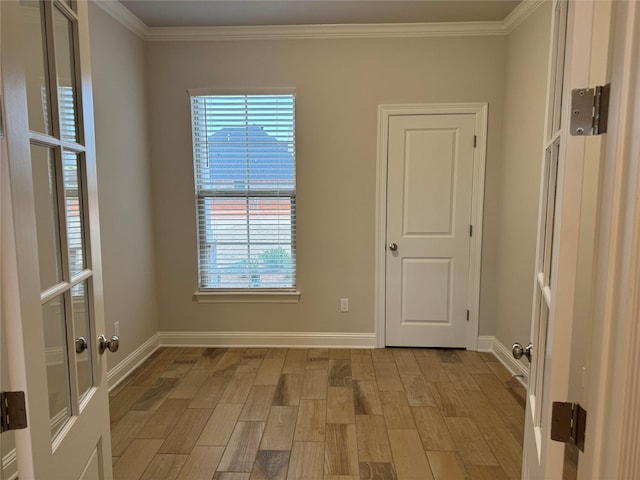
[60,86,86,294]
[190,94,296,289]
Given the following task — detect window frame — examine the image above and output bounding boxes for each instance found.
[188,88,301,303]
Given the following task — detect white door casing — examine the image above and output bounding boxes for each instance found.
[375,104,487,349]
[522,0,607,477]
[581,0,640,476]
[1,1,113,478]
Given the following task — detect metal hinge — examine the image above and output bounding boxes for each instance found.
[469,225,473,237]
[466,310,470,321]
[0,392,28,433]
[570,84,610,136]
[473,135,477,147]
[551,402,586,452]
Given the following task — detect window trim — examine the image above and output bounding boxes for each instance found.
[189,89,298,298]
[187,87,296,97]
[193,289,301,304]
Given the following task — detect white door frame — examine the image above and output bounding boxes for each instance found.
[581,0,640,476]
[375,103,488,349]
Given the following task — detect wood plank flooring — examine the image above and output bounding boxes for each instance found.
[110,347,525,480]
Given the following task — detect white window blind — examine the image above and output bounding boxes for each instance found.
[190,93,296,290]
[58,86,85,296]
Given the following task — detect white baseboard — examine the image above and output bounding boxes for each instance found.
[477,335,494,352]
[477,335,529,385]
[107,333,160,391]
[158,331,377,348]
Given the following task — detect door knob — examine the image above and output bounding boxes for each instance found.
[75,337,87,354]
[512,342,533,362]
[388,243,398,252]
[98,335,120,354]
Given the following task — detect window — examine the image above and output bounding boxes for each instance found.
[48,85,85,296]
[190,92,296,293]
[59,86,86,283]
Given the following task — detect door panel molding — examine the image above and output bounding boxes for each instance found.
[375,103,488,349]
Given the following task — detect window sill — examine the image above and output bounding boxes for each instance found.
[193,290,301,304]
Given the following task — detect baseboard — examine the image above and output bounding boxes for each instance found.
[158,331,377,348]
[477,335,528,385]
[107,333,160,391]
[477,335,494,352]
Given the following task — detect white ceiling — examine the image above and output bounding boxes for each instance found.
[119,0,522,28]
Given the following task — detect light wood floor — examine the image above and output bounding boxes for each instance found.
[109,347,526,480]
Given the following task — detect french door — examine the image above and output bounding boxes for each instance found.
[522,0,608,477]
[1,1,113,478]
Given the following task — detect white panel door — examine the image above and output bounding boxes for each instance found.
[385,113,475,347]
[1,1,113,478]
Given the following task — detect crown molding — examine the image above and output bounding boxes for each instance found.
[145,21,506,42]
[94,0,548,42]
[503,0,545,34]
[92,0,148,38]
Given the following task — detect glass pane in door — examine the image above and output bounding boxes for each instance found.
[72,281,93,400]
[536,299,550,427]
[21,0,52,136]
[42,294,71,440]
[550,0,569,137]
[544,141,561,286]
[63,152,85,277]
[31,145,63,290]
[53,7,79,142]
[538,146,552,276]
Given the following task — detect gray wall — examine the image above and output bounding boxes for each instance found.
[491,3,552,358]
[146,36,506,336]
[89,4,159,368]
[86,3,553,360]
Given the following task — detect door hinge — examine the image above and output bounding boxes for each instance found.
[570,84,610,136]
[466,310,470,321]
[469,225,473,237]
[551,402,586,452]
[0,391,28,433]
[473,135,477,147]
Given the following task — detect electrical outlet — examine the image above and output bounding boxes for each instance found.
[114,321,120,336]
[340,298,349,313]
